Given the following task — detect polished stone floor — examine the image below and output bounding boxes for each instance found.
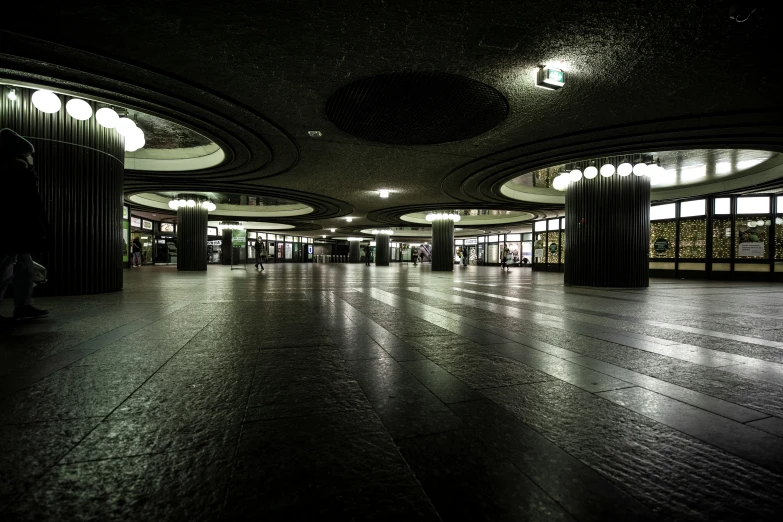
[1,263,783,521]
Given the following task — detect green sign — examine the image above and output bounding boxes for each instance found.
[549,242,558,254]
[547,68,564,84]
[654,238,669,252]
[231,228,247,247]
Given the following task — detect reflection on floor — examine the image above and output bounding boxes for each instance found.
[2,264,783,520]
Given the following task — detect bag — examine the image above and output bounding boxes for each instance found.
[32,261,47,283]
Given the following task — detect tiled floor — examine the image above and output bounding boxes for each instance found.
[1,263,783,521]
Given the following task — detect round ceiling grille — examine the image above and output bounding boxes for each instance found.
[325,72,509,145]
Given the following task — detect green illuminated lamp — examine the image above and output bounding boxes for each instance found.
[537,66,565,90]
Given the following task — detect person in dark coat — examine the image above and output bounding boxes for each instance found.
[0,128,49,320]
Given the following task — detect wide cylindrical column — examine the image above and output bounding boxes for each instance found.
[348,241,361,263]
[375,234,390,266]
[564,174,650,287]
[177,203,208,271]
[221,229,232,265]
[1,87,124,295]
[431,219,455,271]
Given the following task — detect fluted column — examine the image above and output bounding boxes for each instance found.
[564,174,650,287]
[0,87,124,295]
[221,229,233,265]
[431,219,455,271]
[375,234,390,266]
[348,240,361,263]
[176,201,208,271]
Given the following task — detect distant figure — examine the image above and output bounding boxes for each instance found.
[522,257,529,266]
[363,245,371,266]
[501,243,510,271]
[131,237,142,267]
[412,246,418,265]
[0,128,49,321]
[255,241,267,271]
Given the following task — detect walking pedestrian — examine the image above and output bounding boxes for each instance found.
[131,237,142,267]
[255,241,266,270]
[501,243,510,271]
[363,245,371,266]
[0,128,49,321]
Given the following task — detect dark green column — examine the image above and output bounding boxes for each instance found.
[375,234,390,266]
[176,202,208,271]
[431,219,454,271]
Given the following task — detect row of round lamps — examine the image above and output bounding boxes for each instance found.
[28,89,145,152]
[219,222,244,230]
[552,159,664,191]
[371,229,394,235]
[168,198,217,212]
[425,212,462,222]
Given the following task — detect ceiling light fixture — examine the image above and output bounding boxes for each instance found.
[378,190,390,198]
[583,165,598,179]
[600,163,615,177]
[308,130,323,137]
[617,162,633,176]
[425,212,461,222]
[330,228,336,232]
[96,107,119,128]
[7,88,17,101]
[371,229,394,235]
[535,66,565,90]
[345,217,353,222]
[31,90,61,113]
[116,117,137,137]
[569,169,583,182]
[65,98,93,120]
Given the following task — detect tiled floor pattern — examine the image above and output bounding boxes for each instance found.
[1,264,782,520]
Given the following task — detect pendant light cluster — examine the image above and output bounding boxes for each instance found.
[371,229,394,235]
[425,212,462,222]
[551,155,664,191]
[218,221,244,231]
[26,88,145,152]
[168,196,217,212]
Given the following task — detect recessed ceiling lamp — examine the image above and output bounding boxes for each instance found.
[308,130,323,137]
[330,228,336,232]
[96,107,120,128]
[536,66,565,90]
[378,190,390,198]
[371,229,394,235]
[7,89,17,101]
[31,90,61,113]
[345,217,353,222]
[65,98,93,120]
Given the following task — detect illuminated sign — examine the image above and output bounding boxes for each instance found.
[142,220,153,230]
[130,216,141,228]
[536,67,565,90]
[160,223,174,232]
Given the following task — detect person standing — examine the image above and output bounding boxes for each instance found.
[0,128,49,320]
[501,243,510,271]
[412,246,418,265]
[363,244,371,266]
[131,237,142,267]
[255,241,266,270]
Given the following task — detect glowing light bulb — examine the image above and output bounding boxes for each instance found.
[65,98,93,120]
[583,166,598,179]
[31,90,61,113]
[96,107,119,128]
[633,162,647,176]
[617,162,633,176]
[600,163,615,177]
[569,169,582,182]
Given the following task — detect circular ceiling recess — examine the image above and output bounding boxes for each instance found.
[325,72,509,145]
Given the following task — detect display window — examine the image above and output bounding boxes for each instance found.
[678,218,707,258]
[650,221,676,258]
[735,217,769,259]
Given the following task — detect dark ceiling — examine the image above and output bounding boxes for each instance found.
[1,0,782,234]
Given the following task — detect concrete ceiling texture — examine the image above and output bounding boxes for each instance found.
[1,0,782,237]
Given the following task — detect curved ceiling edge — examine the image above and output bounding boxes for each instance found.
[366,204,558,225]
[0,30,299,182]
[437,110,783,204]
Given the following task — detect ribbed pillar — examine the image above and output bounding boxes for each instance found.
[375,234,390,266]
[176,202,208,271]
[221,229,233,265]
[564,174,650,287]
[349,241,361,263]
[431,219,454,271]
[0,87,124,295]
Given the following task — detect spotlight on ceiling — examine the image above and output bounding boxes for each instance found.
[536,66,565,91]
[378,190,390,198]
[308,130,323,138]
[31,90,61,113]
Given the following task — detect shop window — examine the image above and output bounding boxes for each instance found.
[478,236,485,243]
[487,235,499,243]
[714,198,731,215]
[534,221,546,232]
[487,243,499,264]
[777,195,783,212]
[523,233,533,241]
[776,217,783,260]
[546,231,560,263]
[560,231,566,264]
[712,218,732,259]
[533,234,545,263]
[650,221,676,258]
[678,218,707,258]
[736,197,770,215]
[548,218,560,231]
[651,203,675,221]
[680,199,705,218]
[735,217,770,259]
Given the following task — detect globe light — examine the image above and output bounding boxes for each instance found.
[96,107,120,128]
[207,202,216,211]
[600,163,615,177]
[65,98,93,120]
[116,117,137,137]
[124,127,145,152]
[617,162,633,176]
[330,228,336,232]
[178,199,187,208]
[168,200,179,210]
[201,201,210,209]
[7,89,17,101]
[569,169,583,182]
[552,174,569,191]
[186,199,196,207]
[31,90,61,113]
[633,162,648,176]
[583,166,598,179]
